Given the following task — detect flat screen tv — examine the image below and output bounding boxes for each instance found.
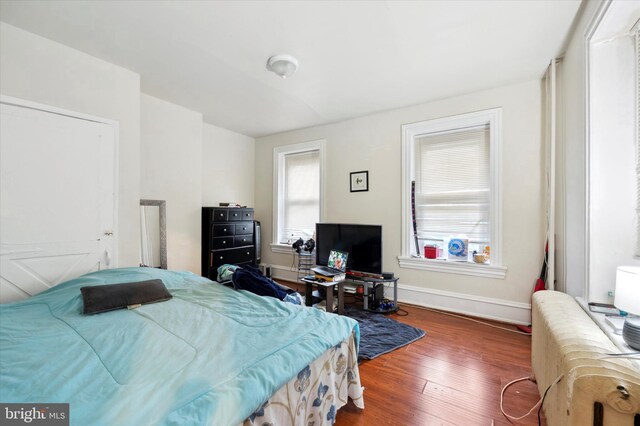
[315,223,382,277]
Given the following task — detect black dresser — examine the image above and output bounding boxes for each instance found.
[201,207,258,280]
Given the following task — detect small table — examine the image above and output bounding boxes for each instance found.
[301,278,345,315]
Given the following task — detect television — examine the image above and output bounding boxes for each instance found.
[315,223,382,277]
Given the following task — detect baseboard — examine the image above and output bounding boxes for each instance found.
[268,263,300,282]
[391,283,532,325]
[267,264,531,324]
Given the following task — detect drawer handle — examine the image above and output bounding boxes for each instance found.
[243,239,247,242]
[219,213,223,217]
[223,228,227,232]
[220,256,224,260]
[223,241,226,244]
[246,213,250,217]
[246,251,250,255]
[233,213,238,217]
[242,227,247,231]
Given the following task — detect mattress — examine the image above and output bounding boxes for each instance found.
[0,267,363,425]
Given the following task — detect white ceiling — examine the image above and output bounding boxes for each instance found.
[0,0,582,138]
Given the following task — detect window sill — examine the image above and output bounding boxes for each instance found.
[271,243,294,254]
[397,256,507,279]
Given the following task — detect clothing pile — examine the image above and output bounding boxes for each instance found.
[217,264,303,305]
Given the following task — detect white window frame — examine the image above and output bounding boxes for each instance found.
[398,108,506,279]
[271,140,326,254]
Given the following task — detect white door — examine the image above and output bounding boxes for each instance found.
[0,98,117,303]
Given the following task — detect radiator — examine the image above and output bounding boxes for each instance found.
[532,291,640,426]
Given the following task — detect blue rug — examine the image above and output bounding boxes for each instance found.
[345,307,426,361]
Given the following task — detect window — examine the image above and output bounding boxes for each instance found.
[584,1,640,300]
[272,140,325,251]
[399,109,506,278]
[416,127,490,246]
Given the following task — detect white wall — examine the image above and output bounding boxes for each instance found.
[0,23,256,277]
[202,123,255,208]
[141,94,203,274]
[0,22,141,266]
[256,80,544,323]
[140,99,255,275]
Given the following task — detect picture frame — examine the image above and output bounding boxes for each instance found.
[350,171,369,192]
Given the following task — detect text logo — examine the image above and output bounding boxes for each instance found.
[1,404,69,425]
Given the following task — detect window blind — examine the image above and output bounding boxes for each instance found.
[415,126,490,242]
[282,150,319,242]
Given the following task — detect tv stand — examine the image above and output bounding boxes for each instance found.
[350,276,399,313]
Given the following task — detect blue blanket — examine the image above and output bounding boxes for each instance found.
[0,268,359,425]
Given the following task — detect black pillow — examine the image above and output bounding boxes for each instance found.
[81,279,172,315]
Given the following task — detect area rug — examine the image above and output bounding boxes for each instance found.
[344,307,426,361]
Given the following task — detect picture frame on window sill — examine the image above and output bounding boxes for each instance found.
[350,171,369,192]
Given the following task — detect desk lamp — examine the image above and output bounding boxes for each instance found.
[614,266,640,350]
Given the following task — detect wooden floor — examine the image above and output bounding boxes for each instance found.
[278,280,545,425]
[334,302,545,426]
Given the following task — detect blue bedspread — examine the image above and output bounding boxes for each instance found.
[0,268,359,425]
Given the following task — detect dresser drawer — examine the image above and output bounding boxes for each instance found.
[235,221,253,235]
[228,209,243,221]
[212,236,233,250]
[212,209,228,222]
[211,247,255,267]
[234,235,252,247]
[213,223,234,236]
[241,208,254,221]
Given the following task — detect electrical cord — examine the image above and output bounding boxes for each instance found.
[500,376,537,422]
[499,374,563,424]
[413,305,532,335]
[537,377,560,426]
[502,354,638,425]
[501,353,639,425]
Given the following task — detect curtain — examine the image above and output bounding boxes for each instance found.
[283,150,320,241]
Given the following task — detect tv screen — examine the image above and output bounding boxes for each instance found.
[315,223,382,276]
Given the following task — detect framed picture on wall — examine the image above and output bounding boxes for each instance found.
[350,171,369,192]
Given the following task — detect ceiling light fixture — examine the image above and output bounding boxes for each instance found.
[266,54,298,79]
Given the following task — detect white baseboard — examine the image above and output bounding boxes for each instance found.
[266,264,531,325]
[390,283,532,325]
[267,263,300,282]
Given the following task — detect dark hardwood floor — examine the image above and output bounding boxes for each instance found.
[282,281,545,426]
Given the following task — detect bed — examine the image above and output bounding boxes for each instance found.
[0,267,364,425]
